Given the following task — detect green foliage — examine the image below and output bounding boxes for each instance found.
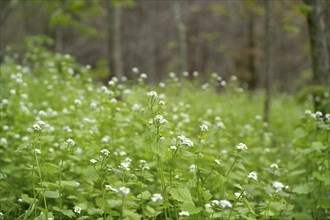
[0,40,329,219]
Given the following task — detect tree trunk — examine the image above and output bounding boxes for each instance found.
[303,0,330,111]
[247,9,257,91]
[55,0,66,53]
[113,4,123,79]
[173,0,187,73]
[106,0,114,78]
[263,0,273,124]
[0,0,12,63]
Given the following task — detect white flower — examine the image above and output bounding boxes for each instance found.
[177,135,194,147]
[32,124,42,131]
[132,67,139,74]
[189,164,197,173]
[90,159,98,164]
[159,100,165,106]
[151,193,163,202]
[100,149,110,156]
[119,186,130,195]
[305,110,312,115]
[0,138,8,145]
[35,149,41,154]
[74,99,82,107]
[211,200,220,206]
[234,191,246,198]
[119,158,132,171]
[236,143,247,151]
[154,114,168,124]
[315,111,323,118]
[272,181,285,193]
[105,185,118,192]
[140,73,147,79]
[147,91,158,98]
[270,164,279,169]
[179,211,190,216]
[248,171,258,181]
[139,160,150,170]
[205,203,212,209]
[66,138,75,146]
[169,145,177,151]
[200,124,208,132]
[220,200,232,208]
[73,206,82,214]
[214,159,221,165]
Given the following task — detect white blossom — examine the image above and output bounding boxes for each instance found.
[248,171,258,181]
[236,143,247,151]
[272,181,285,193]
[270,164,279,169]
[220,200,232,208]
[189,164,197,174]
[177,135,194,147]
[66,138,75,146]
[100,149,110,156]
[118,186,130,195]
[105,185,118,192]
[151,193,163,202]
[90,159,98,164]
[73,206,82,214]
[147,91,158,98]
[154,114,168,124]
[200,124,209,132]
[179,211,190,216]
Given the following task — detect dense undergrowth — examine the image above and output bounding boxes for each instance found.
[0,38,329,219]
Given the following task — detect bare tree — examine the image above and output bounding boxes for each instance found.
[173,0,187,72]
[113,3,123,79]
[303,0,330,111]
[263,0,273,124]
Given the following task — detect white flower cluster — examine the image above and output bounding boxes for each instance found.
[179,211,190,216]
[177,135,194,147]
[139,160,150,170]
[30,120,46,133]
[272,181,286,193]
[73,206,82,214]
[119,158,132,171]
[248,171,258,181]
[154,114,168,124]
[200,124,209,132]
[189,164,197,173]
[100,149,110,156]
[105,185,130,195]
[151,193,163,202]
[147,91,158,98]
[236,143,247,151]
[211,199,232,208]
[66,138,75,146]
[90,159,98,164]
[270,163,279,169]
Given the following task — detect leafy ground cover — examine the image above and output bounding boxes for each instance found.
[0,39,329,219]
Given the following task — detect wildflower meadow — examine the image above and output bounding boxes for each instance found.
[0,39,329,220]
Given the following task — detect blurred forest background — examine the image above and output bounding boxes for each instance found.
[0,0,329,93]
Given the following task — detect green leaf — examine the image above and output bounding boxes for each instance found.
[170,186,194,204]
[53,207,75,218]
[85,167,99,181]
[60,180,80,187]
[294,128,305,139]
[40,163,59,174]
[87,208,104,215]
[202,190,212,201]
[137,190,151,200]
[21,194,36,204]
[44,190,60,198]
[180,203,202,214]
[292,182,314,194]
[242,198,256,215]
[40,135,55,142]
[123,209,142,219]
[311,142,326,152]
